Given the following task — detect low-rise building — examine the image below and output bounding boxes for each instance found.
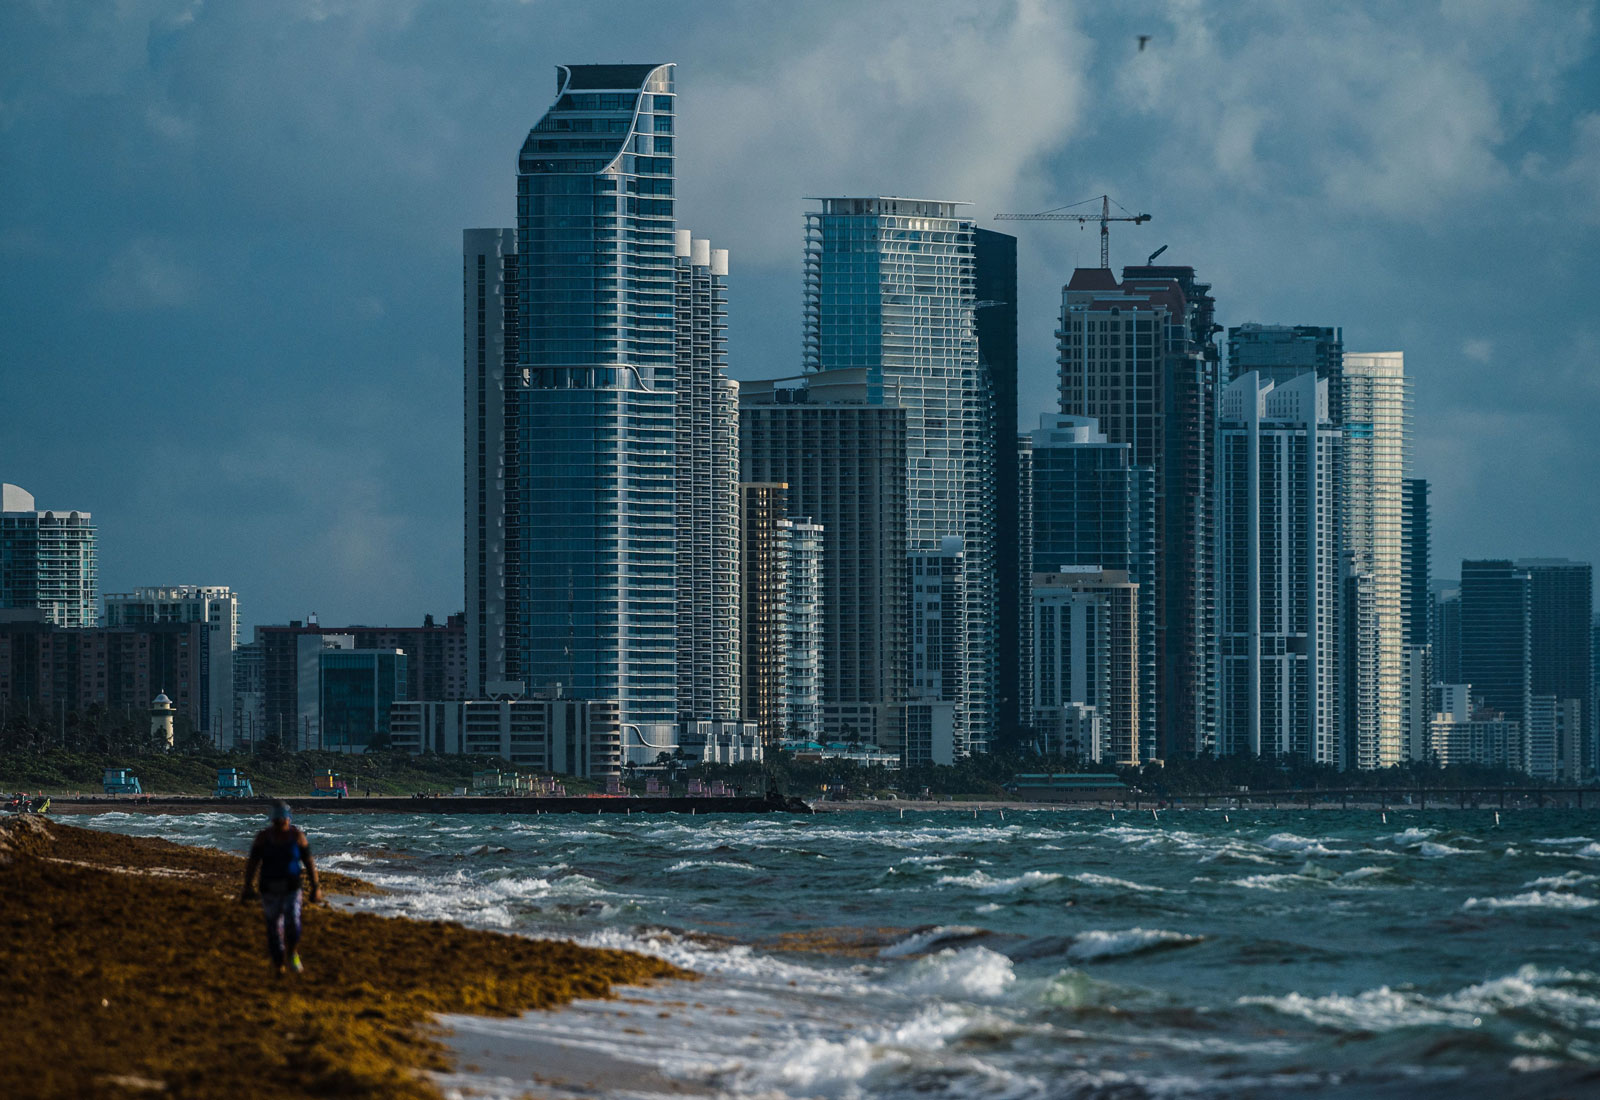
[389,694,621,779]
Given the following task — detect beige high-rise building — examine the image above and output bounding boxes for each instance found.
[1343,353,1407,768]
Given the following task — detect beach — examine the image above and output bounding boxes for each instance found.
[0,815,684,1099]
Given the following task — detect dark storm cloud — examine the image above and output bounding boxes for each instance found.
[1,0,1594,629]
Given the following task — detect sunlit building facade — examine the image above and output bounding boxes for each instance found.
[804,197,994,755]
[1,483,97,630]
[1342,352,1407,768]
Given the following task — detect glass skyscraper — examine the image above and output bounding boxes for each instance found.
[1024,414,1156,758]
[462,64,684,756]
[0,483,97,629]
[803,198,995,754]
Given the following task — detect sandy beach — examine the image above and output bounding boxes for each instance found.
[0,815,684,1099]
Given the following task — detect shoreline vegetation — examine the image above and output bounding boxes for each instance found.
[0,816,686,1099]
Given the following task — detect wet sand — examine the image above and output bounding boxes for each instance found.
[0,815,686,1099]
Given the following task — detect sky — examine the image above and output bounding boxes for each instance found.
[3,0,1597,634]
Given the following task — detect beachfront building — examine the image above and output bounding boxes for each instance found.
[1215,372,1342,764]
[805,197,996,755]
[390,693,621,779]
[0,616,208,734]
[1030,568,1140,765]
[741,373,908,752]
[908,538,967,766]
[0,483,97,630]
[1342,352,1408,769]
[673,230,741,731]
[1057,264,1220,757]
[103,586,239,748]
[1025,413,1155,756]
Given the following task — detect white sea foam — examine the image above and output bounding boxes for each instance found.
[1524,871,1600,889]
[1420,841,1473,857]
[1198,843,1278,865]
[1462,891,1598,911]
[1262,832,1347,857]
[935,869,1064,895]
[665,858,759,873]
[894,946,1017,1000]
[1071,872,1165,892]
[1385,827,1434,845]
[1242,986,1477,1031]
[1233,872,1316,891]
[1066,928,1202,961]
[879,925,987,958]
[1532,837,1593,846]
[1576,843,1600,860]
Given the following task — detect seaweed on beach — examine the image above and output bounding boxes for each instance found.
[0,816,688,1099]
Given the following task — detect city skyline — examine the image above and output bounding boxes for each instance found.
[3,2,1599,635]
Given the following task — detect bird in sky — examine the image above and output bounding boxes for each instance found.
[1138,35,1152,51]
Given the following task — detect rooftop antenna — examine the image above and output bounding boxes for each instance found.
[1146,244,1169,265]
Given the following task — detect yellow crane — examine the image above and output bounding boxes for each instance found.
[994,194,1151,270]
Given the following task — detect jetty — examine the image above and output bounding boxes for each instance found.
[41,793,814,816]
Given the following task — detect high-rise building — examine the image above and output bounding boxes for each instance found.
[104,586,239,747]
[1592,613,1600,773]
[1227,324,1345,423]
[1342,352,1408,768]
[1429,687,1521,769]
[1,483,97,629]
[390,694,621,778]
[975,228,1022,742]
[908,538,967,765]
[1460,559,1532,731]
[1030,568,1140,764]
[673,230,740,727]
[1024,414,1155,756]
[1056,265,1219,757]
[1216,372,1342,763]
[1520,558,1592,771]
[1432,581,1462,684]
[739,483,789,744]
[804,197,995,754]
[741,374,908,751]
[463,228,519,699]
[784,518,824,740]
[1400,478,1431,762]
[233,639,265,748]
[507,62,681,757]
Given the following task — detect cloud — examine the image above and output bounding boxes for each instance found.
[96,238,197,310]
[1461,339,1493,364]
[679,0,1092,264]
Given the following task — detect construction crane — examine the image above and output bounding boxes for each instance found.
[994,195,1152,270]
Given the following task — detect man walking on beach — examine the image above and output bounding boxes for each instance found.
[240,801,322,975]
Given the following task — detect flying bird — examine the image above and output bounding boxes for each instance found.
[1138,35,1151,51]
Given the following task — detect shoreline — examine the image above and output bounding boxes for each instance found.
[0,816,686,1099]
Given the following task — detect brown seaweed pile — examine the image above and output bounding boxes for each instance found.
[0,816,687,1098]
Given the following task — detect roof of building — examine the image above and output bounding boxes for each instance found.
[561,63,667,91]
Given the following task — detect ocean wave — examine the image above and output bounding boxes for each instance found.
[1462,891,1598,911]
[1385,827,1434,845]
[665,858,760,873]
[1532,837,1593,846]
[894,946,1017,1000]
[1576,843,1600,860]
[935,870,1064,895]
[1523,871,1600,890]
[1071,872,1165,893]
[1065,928,1202,961]
[1262,832,1348,857]
[578,926,871,994]
[1420,841,1474,857]
[880,925,988,958]
[1233,872,1318,891]
[1197,842,1279,865]
[1241,986,1477,1030]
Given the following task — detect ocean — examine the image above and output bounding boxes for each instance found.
[82,807,1600,1098]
